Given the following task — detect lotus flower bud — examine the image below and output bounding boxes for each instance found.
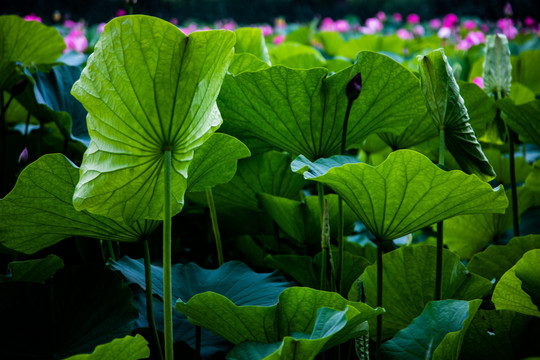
[11,78,29,97]
[346,72,362,101]
[18,147,28,165]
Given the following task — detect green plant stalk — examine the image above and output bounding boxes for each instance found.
[206,188,224,266]
[163,149,174,360]
[506,124,520,237]
[435,127,445,301]
[318,182,327,291]
[376,237,383,359]
[1,92,15,195]
[106,241,117,262]
[195,325,201,360]
[143,238,164,360]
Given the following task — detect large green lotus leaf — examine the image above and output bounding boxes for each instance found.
[110,258,292,356]
[218,51,424,161]
[226,307,370,360]
[234,27,270,64]
[316,32,346,57]
[379,111,437,150]
[258,193,357,246]
[458,81,496,138]
[468,235,540,282]
[336,35,405,60]
[191,151,306,212]
[269,42,326,69]
[229,53,271,75]
[483,34,512,98]
[0,254,63,284]
[175,287,383,345]
[485,148,531,187]
[0,265,138,359]
[16,64,90,146]
[71,15,235,223]
[460,309,540,359]
[0,15,65,65]
[513,50,540,96]
[526,159,540,192]
[0,154,159,254]
[63,335,150,360]
[360,246,493,339]
[497,98,540,146]
[187,133,251,192]
[380,300,481,360]
[418,49,495,181]
[492,249,540,317]
[293,150,507,242]
[508,82,536,105]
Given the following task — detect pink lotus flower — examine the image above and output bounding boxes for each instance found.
[503,2,513,17]
[97,22,106,34]
[259,24,273,37]
[320,17,335,31]
[392,13,403,22]
[437,27,452,39]
[170,18,179,26]
[376,11,387,22]
[180,23,198,35]
[524,17,535,27]
[443,13,459,28]
[462,20,477,30]
[466,31,485,45]
[23,14,42,22]
[413,25,425,36]
[273,34,285,45]
[473,77,484,88]
[64,29,88,53]
[363,17,383,33]
[430,18,442,29]
[63,20,78,28]
[116,9,127,17]
[497,18,518,39]
[396,28,413,40]
[334,19,350,33]
[407,14,420,25]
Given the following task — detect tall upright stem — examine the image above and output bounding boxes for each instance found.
[507,126,520,237]
[318,182,327,291]
[435,127,445,301]
[143,239,164,360]
[1,92,14,196]
[376,238,383,359]
[163,150,174,360]
[206,189,224,266]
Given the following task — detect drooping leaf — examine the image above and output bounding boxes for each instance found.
[218,51,425,161]
[293,150,507,242]
[380,300,481,360]
[458,80,496,138]
[492,249,540,317]
[460,309,540,359]
[175,287,383,345]
[0,154,159,254]
[497,98,540,146]
[417,49,495,180]
[0,265,138,359]
[0,15,65,65]
[234,27,270,64]
[0,254,64,284]
[269,42,326,69]
[359,245,493,339]
[229,53,271,75]
[187,133,251,192]
[71,15,235,223]
[226,307,370,360]
[483,34,512,98]
[63,335,150,360]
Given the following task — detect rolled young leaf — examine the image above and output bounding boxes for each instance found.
[483,34,512,98]
[417,49,495,181]
[71,15,235,223]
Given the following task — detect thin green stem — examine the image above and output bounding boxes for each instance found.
[507,126,520,237]
[206,189,224,266]
[376,238,383,359]
[143,239,164,360]
[107,241,117,262]
[163,150,174,360]
[318,182,327,291]
[1,92,14,195]
[195,326,201,360]
[435,127,445,301]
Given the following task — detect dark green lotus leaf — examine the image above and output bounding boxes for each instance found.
[269,42,326,69]
[483,34,512,98]
[63,335,150,360]
[71,15,235,223]
[110,258,292,357]
[497,98,540,146]
[258,193,356,246]
[459,80,496,138]
[418,49,495,181]
[460,309,540,359]
[187,133,251,192]
[492,249,540,317]
[513,50,540,96]
[468,235,540,282]
[235,27,270,64]
[360,246,493,339]
[379,111,437,150]
[0,254,64,284]
[0,265,138,359]
[508,82,536,105]
[15,64,89,146]
[0,154,159,254]
[218,51,424,161]
[335,35,405,60]
[316,32,346,57]
[485,148,531,187]
[191,151,306,212]
[175,287,383,345]
[380,300,481,360]
[325,57,353,73]
[229,53,271,75]
[226,306,369,360]
[0,15,65,65]
[293,150,507,242]
[525,159,540,192]
[284,24,316,45]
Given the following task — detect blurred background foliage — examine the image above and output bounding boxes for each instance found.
[3,0,539,25]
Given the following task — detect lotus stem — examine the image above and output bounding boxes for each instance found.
[506,125,520,237]
[106,241,117,262]
[376,237,383,359]
[163,149,174,360]
[0,92,14,195]
[435,127,445,301]
[195,325,201,360]
[318,182,327,291]
[206,188,224,266]
[143,238,164,360]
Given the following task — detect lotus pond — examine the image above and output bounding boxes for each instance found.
[1,10,540,360]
